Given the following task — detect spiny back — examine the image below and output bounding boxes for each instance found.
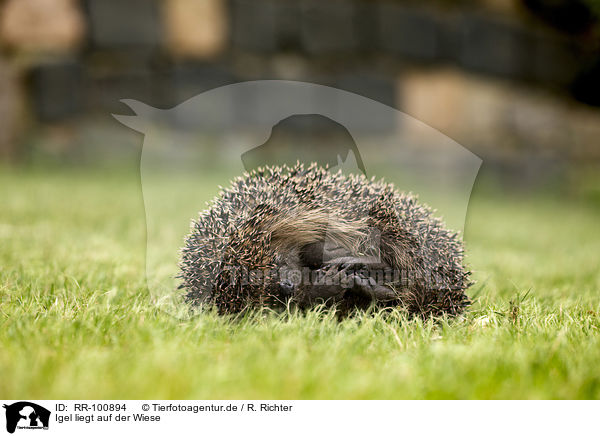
[179,163,470,317]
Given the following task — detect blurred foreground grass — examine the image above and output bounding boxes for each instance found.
[0,166,599,399]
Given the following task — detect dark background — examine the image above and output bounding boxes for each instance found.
[0,0,599,188]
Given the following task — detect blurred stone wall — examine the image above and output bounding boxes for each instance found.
[0,0,599,168]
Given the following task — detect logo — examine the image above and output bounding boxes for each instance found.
[3,402,50,434]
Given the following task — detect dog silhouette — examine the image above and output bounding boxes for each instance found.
[241,114,367,175]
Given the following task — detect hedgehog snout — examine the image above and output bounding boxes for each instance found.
[279,279,295,297]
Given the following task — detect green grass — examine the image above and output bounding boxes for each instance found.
[1,167,599,399]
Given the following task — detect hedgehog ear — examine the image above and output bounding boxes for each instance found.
[112,99,160,133]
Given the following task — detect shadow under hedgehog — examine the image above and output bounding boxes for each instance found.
[178,163,471,318]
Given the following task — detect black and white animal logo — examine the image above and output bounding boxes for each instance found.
[3,402,50,434]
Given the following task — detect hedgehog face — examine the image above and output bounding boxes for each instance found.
[266,242,347,307]
[272,244,399,309]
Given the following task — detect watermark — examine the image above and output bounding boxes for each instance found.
[223,265,465,291]
[114,80,481,318]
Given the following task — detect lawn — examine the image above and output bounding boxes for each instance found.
[1,166,599,399]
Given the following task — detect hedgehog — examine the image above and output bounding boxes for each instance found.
[179,163,471,318]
